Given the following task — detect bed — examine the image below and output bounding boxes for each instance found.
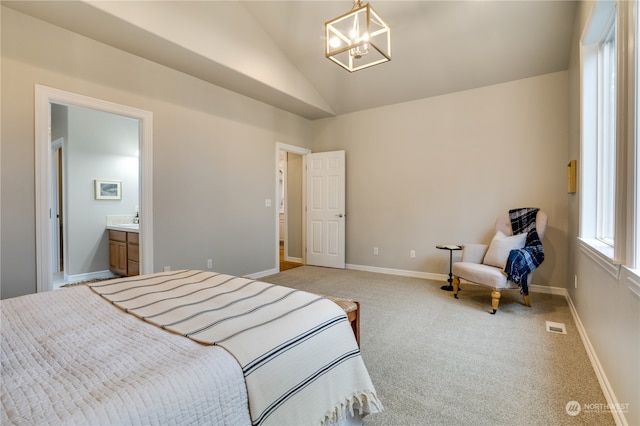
[1,270,382,425]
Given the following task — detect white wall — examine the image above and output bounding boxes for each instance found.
[0,6,312,298]
[311,72,569,288]
[566,2,639,425]
[0,6,569,292]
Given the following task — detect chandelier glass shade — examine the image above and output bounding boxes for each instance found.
[325,1,391,72]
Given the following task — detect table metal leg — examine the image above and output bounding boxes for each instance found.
[440,249,454,291]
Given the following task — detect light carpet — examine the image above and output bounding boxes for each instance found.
[261,266,614,426]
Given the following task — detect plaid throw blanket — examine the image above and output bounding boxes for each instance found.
[504,208,545,294]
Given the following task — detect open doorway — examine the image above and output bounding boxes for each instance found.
[35,85,154,293]
[276,143,310,272]
[50,103,141,288]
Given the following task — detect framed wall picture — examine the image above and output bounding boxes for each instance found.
[95,179,122,200]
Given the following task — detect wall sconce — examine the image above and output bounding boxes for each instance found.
[325,0,391,72]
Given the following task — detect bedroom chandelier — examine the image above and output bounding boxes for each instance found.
[324,0,391,72]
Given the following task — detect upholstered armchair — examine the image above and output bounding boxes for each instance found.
[452,210,547,314]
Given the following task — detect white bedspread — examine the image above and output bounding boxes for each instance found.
[89,270,382,426]
[1,285,250,425]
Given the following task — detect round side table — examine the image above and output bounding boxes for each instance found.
[436,245,462,291]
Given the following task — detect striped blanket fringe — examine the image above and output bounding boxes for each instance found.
[322,391,383,426]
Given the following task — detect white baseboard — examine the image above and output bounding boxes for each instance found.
[65,270,116,283]
[528,283,567,295]
[344,265,576,297]
[564,292,628,426]
[346,263,445,281]
[259,262,587,299]
[248,267,279,280]
[250,264,447,282]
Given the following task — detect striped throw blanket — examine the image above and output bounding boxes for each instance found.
[505,208,545,294]
[89,270,382,425]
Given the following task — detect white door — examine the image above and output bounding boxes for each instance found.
[306,150,346,269]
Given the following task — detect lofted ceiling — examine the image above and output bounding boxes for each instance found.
[4,1,578,120]
[243,1,578,116]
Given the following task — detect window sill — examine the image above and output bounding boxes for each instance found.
[624,268,640,298]
[578,237,621,279]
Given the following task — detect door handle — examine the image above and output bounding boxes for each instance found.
[335,213,344,218]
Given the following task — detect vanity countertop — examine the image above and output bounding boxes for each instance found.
[106,224,139,233]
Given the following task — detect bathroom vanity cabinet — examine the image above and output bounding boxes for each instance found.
[108,230,139,276]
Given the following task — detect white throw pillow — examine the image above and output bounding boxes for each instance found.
[482,231,527,269]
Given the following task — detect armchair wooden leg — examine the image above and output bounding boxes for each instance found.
[523,294,531,307]
[490,290,501,314]
[453,276,460,299]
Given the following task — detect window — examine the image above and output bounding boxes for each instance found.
[581,1,618,259]
[597,21,617,246]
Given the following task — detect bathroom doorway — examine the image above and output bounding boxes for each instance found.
[35,85,154,292]
[50,103,141,287]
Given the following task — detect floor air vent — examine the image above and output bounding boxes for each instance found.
[545,321,567,334]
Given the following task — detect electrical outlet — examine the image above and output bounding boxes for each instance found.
[373,247,379,255]
[163,266,171,272]
[207,259,213,269]
[410,250,416,258]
